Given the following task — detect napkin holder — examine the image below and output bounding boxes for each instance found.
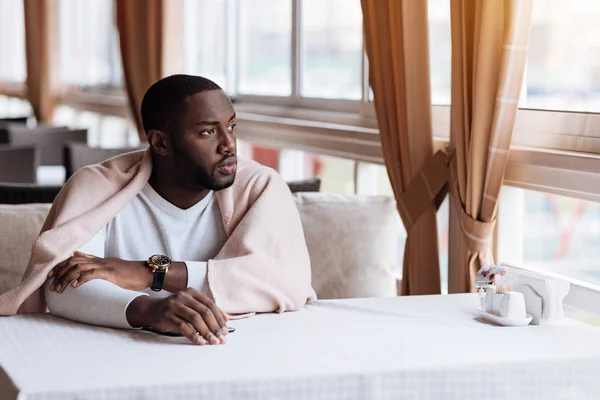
[484,287,527,319]
[508,268,570,325]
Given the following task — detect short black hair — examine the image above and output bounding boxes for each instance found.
[140,74,222,134]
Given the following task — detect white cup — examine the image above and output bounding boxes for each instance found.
[499,292,526,319]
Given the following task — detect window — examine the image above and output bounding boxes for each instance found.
[427,0,600,113]
[58,0,123,88]
[183,0,368,109]
[498,186,600,286]
[182,0,447,107]
[524,0,600,112]
[181,0,228,91]
[428,0,451,106]
[238,143,357,194]
[0,95,31,118]
[238,0,292,96]
[290,151,355,194]
[54,105,137,148]
[301,0,363,100]
[0,1,26,83]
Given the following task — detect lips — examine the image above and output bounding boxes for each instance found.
[216,157,237,175]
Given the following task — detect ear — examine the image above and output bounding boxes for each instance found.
[147,129,169,156]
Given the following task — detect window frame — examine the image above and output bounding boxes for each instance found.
[227,0,372,116]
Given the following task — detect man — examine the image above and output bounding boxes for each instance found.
[0,75,315,345]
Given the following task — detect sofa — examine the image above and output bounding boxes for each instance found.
[0,187,400,301]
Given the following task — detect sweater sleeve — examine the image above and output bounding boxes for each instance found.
[45,228,146,329]
[44,279,147,329]
[185,261,209,294]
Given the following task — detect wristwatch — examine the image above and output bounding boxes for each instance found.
[147,254,171,292]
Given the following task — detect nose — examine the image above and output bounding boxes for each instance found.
[217,127,236,155]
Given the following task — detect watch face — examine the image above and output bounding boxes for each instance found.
[150,255,170,267]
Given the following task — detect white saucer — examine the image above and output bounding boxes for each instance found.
[477,309,533,327]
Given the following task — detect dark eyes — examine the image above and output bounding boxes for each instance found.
[199,128,216,137]
[199,124,236,137]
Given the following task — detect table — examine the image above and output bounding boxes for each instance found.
[1,294,600,399]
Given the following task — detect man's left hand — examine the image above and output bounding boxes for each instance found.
[48,252,152,293]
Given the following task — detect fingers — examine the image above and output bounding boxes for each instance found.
[51,260,96,292]
[172,289,227,344]
[71,268,109,288]
[48,253,95,278]
[47,258,68,278]
[73,251,94,258]
[169,315,208,346]
[174,304,222,345]
[186,289,228,332]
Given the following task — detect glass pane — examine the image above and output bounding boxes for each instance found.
[238,0,291,96]
[498,187,600,286]
[0,1,25,82]
[59,0,122,87]
[182,0,228,90]
[437,197,449,294]
[428,0,451,106]
[301,0,362,100]
[236,139,254,160]
[278,149,355,193]
[355,162,393,196]
[250,145,280,171]
[0,95,32,119]
[234,142,280,170]
[53,105,135,147]
[525,0,600,112]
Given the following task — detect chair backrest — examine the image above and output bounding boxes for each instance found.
[0,177,320,205]
[0,146,40,184]
[0,117,28,125]
[2,126,87,166]
[0,183,61,204]
[63,142,146,179]
[0,124,67,144]
[286,177,321,193]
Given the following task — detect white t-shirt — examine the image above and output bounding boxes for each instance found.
[45,183,228,329]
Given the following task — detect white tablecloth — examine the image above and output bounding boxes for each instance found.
[1,294,600,400]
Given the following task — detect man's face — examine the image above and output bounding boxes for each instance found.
[169,90,237,191]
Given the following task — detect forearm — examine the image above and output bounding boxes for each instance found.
[45,279,147,329]
[162,261,188,293]
[126,295,156,328]
[163,261,208,294]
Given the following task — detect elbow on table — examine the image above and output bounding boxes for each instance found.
[43,279,62,316]
[278,284,317,313]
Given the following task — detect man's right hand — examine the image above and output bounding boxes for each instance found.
[126,288,229,345]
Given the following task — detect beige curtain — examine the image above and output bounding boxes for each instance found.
[116,0,181,141]
[362,0,447,295]
[23,0,57,123]
[448,0,533,292]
